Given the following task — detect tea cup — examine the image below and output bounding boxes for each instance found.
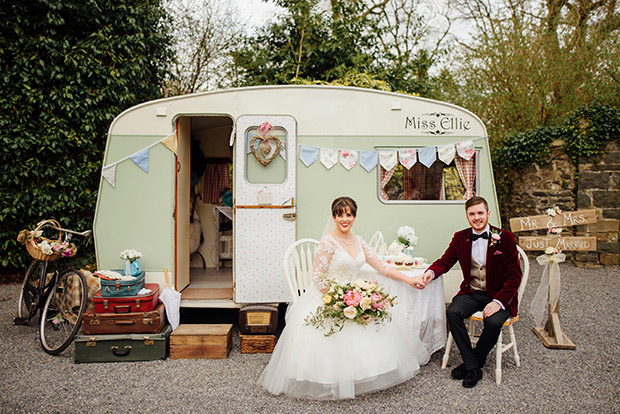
[413,257,427,267]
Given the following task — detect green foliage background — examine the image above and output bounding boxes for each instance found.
[0,0,173,272]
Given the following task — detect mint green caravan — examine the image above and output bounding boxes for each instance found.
[94,86,499,308]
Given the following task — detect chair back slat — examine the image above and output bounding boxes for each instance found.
[516,245,530,306]
[283,238,320,303]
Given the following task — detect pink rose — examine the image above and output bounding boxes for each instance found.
[370,293,383,308]
[491,233,501,241]
[62,249,72,257]
[342,151,349,157]
[343,290,362,307]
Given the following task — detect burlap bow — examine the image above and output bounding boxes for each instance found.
[529,252,566,327]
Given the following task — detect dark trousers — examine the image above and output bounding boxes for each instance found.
[446,291,511,371]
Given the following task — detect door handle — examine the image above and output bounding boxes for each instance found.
[283,213,296,220]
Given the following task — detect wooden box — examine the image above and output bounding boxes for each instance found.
[170,324,232,359]
[239,334,276,354]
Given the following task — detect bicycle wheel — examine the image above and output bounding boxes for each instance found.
[17,260,46,322]
[39,269,87,355]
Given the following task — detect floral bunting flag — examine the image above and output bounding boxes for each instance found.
[379,150,398,171]
[130,148,150,174]
[456,140,475,160]
[102,165,117,188]
[437,144,456,164]
[299,145,319,167]
[340,150,358,170]
[417,146,437,168]
[320,148,339,169]
[359,150,378,172]
[398,149,416,170]
[160,132,178,154]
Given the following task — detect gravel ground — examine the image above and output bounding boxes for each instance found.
[0,263,619,414]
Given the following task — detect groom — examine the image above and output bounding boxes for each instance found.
[422,196,522,388]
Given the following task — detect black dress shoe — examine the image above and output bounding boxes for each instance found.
[462,368,483,388]
[451,363,467,380]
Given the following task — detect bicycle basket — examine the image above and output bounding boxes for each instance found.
[22,219,76,262]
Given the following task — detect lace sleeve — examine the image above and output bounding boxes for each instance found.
[361,237,389,276]
[313,238,336,291]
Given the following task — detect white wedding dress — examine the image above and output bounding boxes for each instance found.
[259,235,430,400]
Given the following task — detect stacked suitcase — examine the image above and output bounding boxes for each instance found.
[75,272,171,363]
[238,304,279,353]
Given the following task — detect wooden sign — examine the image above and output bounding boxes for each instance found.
[519,236,597,251]
[510,209,597,233]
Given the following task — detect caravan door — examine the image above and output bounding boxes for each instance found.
[234,115,296,303]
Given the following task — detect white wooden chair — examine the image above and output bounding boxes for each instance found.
[283,238,320,303]
[368,230,387,259]
[441,245,530,384]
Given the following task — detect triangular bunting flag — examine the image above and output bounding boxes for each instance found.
[340,150,358,170]
[102,165,117,188]
[456,140,475,161]
[299,145,319,167]
[398,149,417,170]
[438,144,456,164]
[280,141,286,160]
[160,132,178,155]
[379,150,398,171]
[359,150,378,172]
[130,148,150,173]
[417,146,437,168]
[320,148,338,169]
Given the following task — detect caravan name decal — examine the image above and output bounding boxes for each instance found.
[404,112,471,135]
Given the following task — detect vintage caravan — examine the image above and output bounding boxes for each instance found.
[93,85,500,307]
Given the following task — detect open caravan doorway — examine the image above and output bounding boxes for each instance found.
[176,115,235,307]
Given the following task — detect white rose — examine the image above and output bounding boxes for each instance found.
[343,306,357,319]
[39,240,53,255]
[545,246,555,254]
[360,297,372,310]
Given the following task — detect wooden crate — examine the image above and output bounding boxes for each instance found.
[240,334,276,354]
[170,324,232,359]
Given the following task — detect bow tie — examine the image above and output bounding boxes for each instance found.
[472,232,489,241]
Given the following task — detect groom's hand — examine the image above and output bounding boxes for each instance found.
[483,301,501,318]
[421,271,434,285]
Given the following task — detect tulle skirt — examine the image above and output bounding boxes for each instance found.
[258,284,430,400]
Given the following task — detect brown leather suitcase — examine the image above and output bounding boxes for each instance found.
[82,303,166,335]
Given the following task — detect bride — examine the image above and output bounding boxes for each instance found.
[259,196,430,399]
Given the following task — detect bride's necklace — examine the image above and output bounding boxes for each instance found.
[336,234,355,246]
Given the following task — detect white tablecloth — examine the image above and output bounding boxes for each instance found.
[359,264,447,356]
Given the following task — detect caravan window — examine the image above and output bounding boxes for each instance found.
[378,151,478,203]
[245,128,287,184]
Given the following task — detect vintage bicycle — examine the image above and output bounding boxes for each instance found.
[14,219,92,355]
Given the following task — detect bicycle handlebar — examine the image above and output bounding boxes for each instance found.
[36,221,92,238]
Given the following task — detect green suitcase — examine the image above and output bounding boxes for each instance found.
[74,325,171,363]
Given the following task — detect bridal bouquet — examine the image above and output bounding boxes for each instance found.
[305,278,397,336]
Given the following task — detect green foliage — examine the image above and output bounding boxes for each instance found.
[0,0,173,272]
[494,103,620,170]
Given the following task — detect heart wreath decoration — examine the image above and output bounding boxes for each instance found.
[249,135,281,166]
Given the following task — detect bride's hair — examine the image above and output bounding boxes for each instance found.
[331,197,357,218]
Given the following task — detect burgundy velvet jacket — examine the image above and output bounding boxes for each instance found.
[428,226,522,316]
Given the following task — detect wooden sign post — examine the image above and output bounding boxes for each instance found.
[510,209,597,350]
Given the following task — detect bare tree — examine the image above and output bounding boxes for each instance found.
[162,0,244,96]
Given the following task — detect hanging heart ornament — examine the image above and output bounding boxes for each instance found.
[250,135,281,166]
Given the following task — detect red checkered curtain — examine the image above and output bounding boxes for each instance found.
[402,163,426,200]
[455,155,476,200]
[435,163,446,200]
[402,167,414,199]
[203,163,230,203]
[380,165,397,200]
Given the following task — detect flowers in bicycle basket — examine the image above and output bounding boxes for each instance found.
[120,249,142,261]
[17,228,76,257]
[304,278,396,336]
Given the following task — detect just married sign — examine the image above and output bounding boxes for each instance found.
[509,208,598,350]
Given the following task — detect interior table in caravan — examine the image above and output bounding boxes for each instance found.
[509,209,598,350]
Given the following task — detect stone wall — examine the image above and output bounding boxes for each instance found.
[500,139,620,267]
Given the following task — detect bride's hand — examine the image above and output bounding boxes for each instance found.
[407,275,426,290]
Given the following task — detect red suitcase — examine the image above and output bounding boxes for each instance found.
[82,303,167,335]
[93,283,160,314]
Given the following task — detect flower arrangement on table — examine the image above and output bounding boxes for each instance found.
[305,278,396,336]
[545,206,563,235]
[120,249,142,262]
[396,225,418,257]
